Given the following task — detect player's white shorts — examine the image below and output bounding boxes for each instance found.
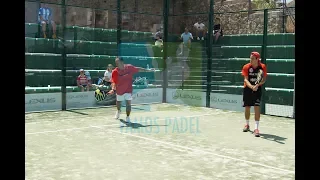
[116,93,132,101]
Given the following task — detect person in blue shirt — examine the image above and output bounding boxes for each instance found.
[38,4,57,39]
[179,28,193,56]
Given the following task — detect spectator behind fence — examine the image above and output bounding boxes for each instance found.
[38,4,57,39]
[77,69,91,92]
[179,28,193,56]
[154,34,163,52]
[154,30,163,41]
[213,18,223,43]
[103,64,114,86]
[194,22,206,40]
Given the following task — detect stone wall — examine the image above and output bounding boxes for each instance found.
[25,0,288,35]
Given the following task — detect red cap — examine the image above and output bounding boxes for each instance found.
[251,52,261,61]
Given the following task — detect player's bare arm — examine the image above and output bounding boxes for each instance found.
[244,76,254,90]
[257,65,267,86]
[111,82,116,90]
[137,67,155,72]
[108,83,116,94]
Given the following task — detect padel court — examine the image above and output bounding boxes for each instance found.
[26,103,295,180]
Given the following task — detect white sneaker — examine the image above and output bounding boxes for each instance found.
[126,116,131,123]
[114,110,120,119]
[201,37,204,40]
[197,37,200,40]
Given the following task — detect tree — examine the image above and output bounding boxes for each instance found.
[252,0,278,9]
[248,0,280,15]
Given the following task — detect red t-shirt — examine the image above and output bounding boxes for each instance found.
[77,75,89,86]
[111,64,139,95]
[241,63,267,88]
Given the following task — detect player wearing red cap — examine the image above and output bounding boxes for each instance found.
[241,52,267,137]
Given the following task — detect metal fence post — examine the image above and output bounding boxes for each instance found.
[260,9,268,114]
[206,0,214,107]
[162,0,169,103]
[61,0,67,110]
[293,70,295,118]
[117,0,122,56]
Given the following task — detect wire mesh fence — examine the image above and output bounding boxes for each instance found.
[25,0,295,118]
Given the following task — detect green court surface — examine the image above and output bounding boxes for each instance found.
[26,104,295,180]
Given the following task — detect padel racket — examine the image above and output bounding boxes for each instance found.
[255,69,264,85]
[252,69,263,93]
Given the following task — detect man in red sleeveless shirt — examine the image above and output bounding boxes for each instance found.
[108,57,155,124]
[241,52,267,137]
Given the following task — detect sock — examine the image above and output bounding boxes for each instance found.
[246,120,249,125]
[255,120,259,130]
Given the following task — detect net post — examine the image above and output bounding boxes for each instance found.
[260,9,268,114]
[117,0,122,56]
[206,0,214,108]
[162,0,169,103]
[61,0,67,111]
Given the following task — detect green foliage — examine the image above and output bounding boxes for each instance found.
[252,0,278,9]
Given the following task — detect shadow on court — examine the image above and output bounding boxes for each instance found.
[119,119,168,129]
[259,133,287,144]
[249,130,287,144]
[66,110,89,116]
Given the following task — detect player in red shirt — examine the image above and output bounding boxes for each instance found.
[109,57,155,124]
[241,52,267,137]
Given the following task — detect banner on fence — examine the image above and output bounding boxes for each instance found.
[66,91,96,109]
[132,88,162,104]
[210,93,243,112]
[25,93,61,112]
[166,89,206,107]
[25,89,244,112]
[25,88,163,112]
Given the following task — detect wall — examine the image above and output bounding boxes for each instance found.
[25,0,288,35]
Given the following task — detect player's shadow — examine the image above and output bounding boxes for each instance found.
[66,110,89,116]
[250,131,287,144]
[119,119,168,129]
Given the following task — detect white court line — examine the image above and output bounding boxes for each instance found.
[26,124,117,135]
[101,128,295,174]
[26,113,215,135]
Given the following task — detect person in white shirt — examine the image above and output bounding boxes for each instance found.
[103,64,114,86]
[194,22,206,40]
[154,34,163,52]
[179,28,193,56]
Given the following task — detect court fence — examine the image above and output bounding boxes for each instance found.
[25,0,295,118]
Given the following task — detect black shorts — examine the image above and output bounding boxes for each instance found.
[243,87,262,107]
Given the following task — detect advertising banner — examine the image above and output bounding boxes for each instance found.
[166,89,206,107]
[25,93,61,112]
[132,88,163,104]
[210,93,244,112]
